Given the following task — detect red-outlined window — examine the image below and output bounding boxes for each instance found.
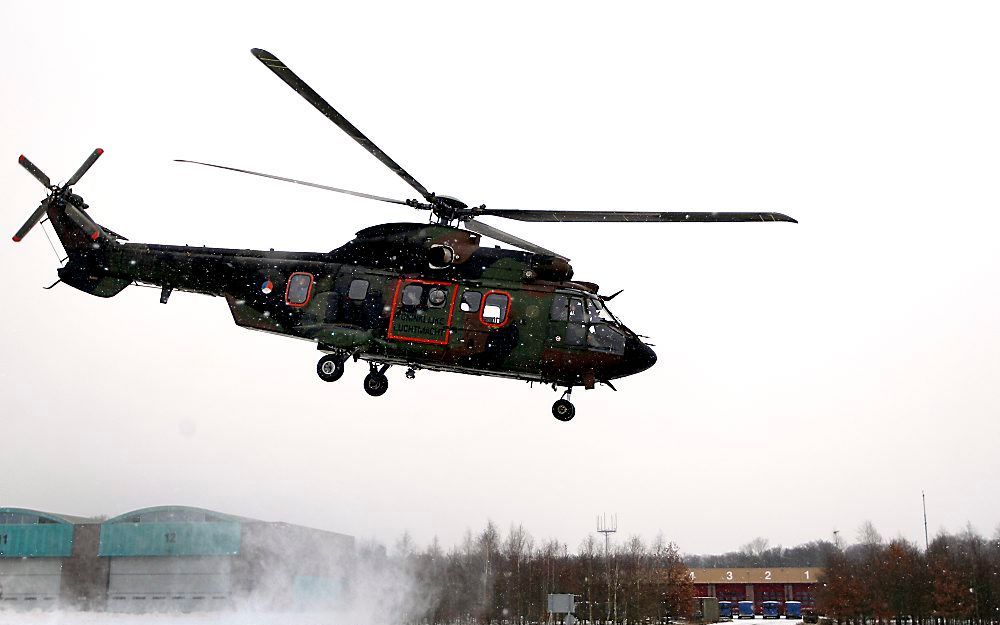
[285,272,314,308]
[479,290,512,327]
[387,278,459,345]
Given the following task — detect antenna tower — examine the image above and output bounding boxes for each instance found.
[922,491,929,550]
[597,514,618,623]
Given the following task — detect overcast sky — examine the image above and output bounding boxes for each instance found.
[2,1,998,555]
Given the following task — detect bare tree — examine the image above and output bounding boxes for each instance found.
[856,521,883,547]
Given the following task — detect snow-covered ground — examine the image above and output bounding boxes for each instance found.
[0,611,352,625]
[0,614,807,625]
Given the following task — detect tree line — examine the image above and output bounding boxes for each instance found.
[684,536,838,569]
[353,522,693,624]
[816,523,1000,624]
[349,521,1000,625]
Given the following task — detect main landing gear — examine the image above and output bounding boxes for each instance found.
[316,354,392,397]
[364,363,390,397]
[552,388,576,422]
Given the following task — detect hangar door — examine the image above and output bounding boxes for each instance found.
[107,556,232,611]
[0,558,62,604]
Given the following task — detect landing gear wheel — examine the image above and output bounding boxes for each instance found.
[552,399,575,421]
[316,355,345,382]
[364,372,389,397]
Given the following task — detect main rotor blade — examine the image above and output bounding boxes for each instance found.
[477,210,798,223]
[18,155,51,188]
[463,218,566,259]
[174,160,413,206]
[12,197,52,242]
[65,148,104,187]
[251,48,434,202]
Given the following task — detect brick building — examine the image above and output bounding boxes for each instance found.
[688,567,822,609]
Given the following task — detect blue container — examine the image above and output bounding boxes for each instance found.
[762,601,781,619]
[719,601,733,619]
[785,601,802,619]
[738,601,755,619]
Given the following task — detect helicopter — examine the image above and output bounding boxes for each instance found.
[11,48,795,421]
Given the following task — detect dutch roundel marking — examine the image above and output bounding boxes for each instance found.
[261,279,274,294]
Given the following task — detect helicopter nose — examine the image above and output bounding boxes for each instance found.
[622,335,657,376]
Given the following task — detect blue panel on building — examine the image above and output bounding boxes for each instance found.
[99,522,242,556]
[0,524,74,557]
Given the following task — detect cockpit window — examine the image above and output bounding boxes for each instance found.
[461,290,482,313]
[587,297,615,323]
[401,284,422,306]
[566,322,587,346]
[550,295,569,321]
[587,323,626,355]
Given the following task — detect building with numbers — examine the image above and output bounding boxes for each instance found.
[0,505,353,612]
[688,568,823,609]
[0,508,97,607]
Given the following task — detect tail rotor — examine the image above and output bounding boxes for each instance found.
[12,149,103,242]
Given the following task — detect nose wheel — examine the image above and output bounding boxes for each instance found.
[316,354,346,382]
[364,363,390,397]
[552,389,575,421]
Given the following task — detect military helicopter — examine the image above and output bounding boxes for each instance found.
[12,48,795,421]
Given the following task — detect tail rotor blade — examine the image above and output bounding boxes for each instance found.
[65,148,104,187]
[12,198,52,242]
[18,155,51,188]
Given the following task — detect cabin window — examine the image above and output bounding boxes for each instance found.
[285,272,314,307]
[401,284,423,306]
[461,290,482,313]
[348,279,369,301]
[550,295,569,321]
[481,292,511,326]
[428,287,448,308]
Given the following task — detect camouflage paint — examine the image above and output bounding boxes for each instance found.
[43,203,656,389]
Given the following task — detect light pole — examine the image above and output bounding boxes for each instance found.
[970,587,980,623]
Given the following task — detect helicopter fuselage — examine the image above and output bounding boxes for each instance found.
[61,221,656,389]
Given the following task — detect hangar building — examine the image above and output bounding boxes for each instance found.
[688,567,822,608]
[0,508,94,606]
[0,505,353,612]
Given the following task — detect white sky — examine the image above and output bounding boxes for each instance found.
[2,1,999,555]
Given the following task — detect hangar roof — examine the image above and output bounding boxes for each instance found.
[104,505,255,524]
[0,508,82,558]
[0,507,95,525]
